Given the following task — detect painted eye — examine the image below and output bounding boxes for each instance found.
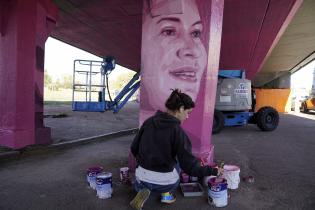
[161,29,176,36]
[191,30,201,38]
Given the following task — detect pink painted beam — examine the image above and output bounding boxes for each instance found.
[0,0,58,149]
[247,0,303,79]
[0,2,3,36]
[219,0,269,72]
[0,0,11,37]
[219,0,303,79]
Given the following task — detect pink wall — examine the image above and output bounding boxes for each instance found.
[139,0,224,164]
[0,0,57,149]
[219,0,303,79]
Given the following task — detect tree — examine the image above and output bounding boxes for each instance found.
[62,74,73,89]
[109,71,136,92]
[55,78,61,90]
[44,70,52,87]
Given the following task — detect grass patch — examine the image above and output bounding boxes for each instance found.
[44,101,72,105]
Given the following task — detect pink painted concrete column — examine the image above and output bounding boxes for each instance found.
[129,0,224,170]
[34,0,58,145]
[182,0,224,165]
[0,0,58,149]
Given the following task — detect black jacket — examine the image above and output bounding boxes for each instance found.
[131,111,218,177]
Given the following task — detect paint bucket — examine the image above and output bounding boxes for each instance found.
[96,172,113,199]
[208,177,228,207]
[120,167,130,184]
[203,175,216,187]
[221,165,240,189]
[190,176,198,182]
[86,166,103,190]
[180,172,190,183]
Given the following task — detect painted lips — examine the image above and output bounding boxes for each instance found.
[169,67,198,82]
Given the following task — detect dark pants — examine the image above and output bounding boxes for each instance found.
[134,178,180,194]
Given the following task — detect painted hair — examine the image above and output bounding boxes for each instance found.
[165,89,195,111]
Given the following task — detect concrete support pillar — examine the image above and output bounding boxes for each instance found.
[182,0,224,165]
[130,0,224,169]
[0,0,58,149]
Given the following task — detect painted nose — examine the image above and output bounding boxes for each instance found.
[177,36,200,59]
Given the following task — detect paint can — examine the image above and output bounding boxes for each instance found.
[180,172,190,183]
[221,165,240,189]
[203,175,217,187]
[86,166,103,190]
[96,172,113,199]
[120,167,130,184]
[208,177,228,207]
[190,176,198,182]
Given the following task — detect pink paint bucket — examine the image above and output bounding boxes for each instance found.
[221,165,240,189]
[180,172,190,183]
[120,167,130,184]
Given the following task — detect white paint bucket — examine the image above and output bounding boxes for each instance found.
[221,165,240,190]
[208,177,228,207]
[96,172,113,199]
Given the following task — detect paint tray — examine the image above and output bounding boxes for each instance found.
[180,182,204,197]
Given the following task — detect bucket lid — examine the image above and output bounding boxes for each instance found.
[87,166,103,173]
[223,165,240,172]
[97,172,112,178]
[208,177,227,187]
[120,167,129,171]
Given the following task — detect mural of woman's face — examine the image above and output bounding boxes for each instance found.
[141,0,207,111]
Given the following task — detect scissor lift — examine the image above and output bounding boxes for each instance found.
[72,57,140,113]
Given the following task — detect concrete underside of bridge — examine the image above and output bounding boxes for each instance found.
[1,0,314,151]
[49,0,315,85]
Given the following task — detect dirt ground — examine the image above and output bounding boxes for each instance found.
[44,101,139,143]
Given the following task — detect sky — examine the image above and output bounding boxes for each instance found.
[44,37,133,82]
[291,60,315,91]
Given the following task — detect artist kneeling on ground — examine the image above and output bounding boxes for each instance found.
[130,89,223,210]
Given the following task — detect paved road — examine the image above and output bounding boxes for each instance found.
[0,113,315,210]
[213,112,315,209]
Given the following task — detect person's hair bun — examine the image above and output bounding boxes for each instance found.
[165,89,195,111]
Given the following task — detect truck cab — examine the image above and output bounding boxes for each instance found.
[300,94,315,112]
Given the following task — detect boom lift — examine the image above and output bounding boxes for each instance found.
[212,70,279,134]
[72,57,140,113]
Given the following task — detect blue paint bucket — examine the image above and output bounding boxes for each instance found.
[208,177,228,207]
[96,172,113,199]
